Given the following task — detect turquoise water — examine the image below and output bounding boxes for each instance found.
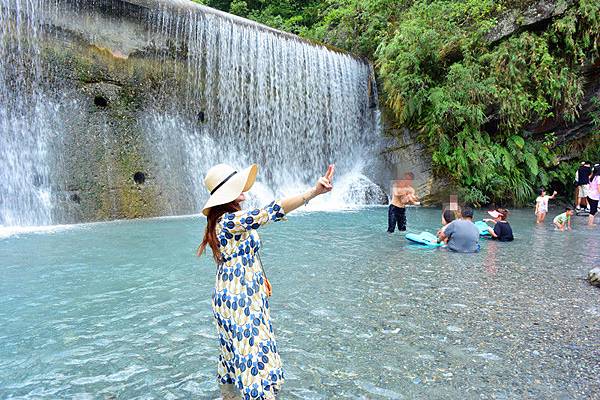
[1,208,598,399]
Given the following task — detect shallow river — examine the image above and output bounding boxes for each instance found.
[1,207,598,399]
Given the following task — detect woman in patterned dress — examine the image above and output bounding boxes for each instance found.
[198,163,335,400]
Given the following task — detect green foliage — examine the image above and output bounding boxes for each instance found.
[192,0,320,33]
[369,0,600,206]
[229,0,249,16]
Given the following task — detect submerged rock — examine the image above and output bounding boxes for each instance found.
[588,267,600,287]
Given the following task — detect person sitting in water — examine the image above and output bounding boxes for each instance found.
[553,207,574,231]
[483,208,514,242]
[437,209,457,244]
[535,188,557,223]
[437,207,480,253]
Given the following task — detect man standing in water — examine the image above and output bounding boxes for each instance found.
[387,172,420,233]
[575,161,592,213]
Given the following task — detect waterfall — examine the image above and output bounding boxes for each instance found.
[0,0,387,228]
[0,0,58,226]
[142,2,385,211]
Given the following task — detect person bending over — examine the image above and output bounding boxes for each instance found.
[553,207,574,231]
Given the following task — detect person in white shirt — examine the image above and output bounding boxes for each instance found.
[535,188,557,224]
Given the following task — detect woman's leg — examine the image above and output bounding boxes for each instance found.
[587,197,598,225]
[220,384,241,400]
[539,212,546,222]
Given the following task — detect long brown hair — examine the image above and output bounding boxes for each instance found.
[197,201,241,264]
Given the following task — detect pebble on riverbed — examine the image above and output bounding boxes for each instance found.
[588,267,600,287]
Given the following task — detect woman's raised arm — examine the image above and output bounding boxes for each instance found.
[281,165,335,214]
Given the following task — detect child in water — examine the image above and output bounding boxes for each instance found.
[535,188,558,223]
[553,207,574,231]
[437,209,457,244]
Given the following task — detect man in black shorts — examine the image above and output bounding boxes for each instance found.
[575,161,592,212]
[387,172,420,233]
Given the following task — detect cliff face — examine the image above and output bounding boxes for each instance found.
[486,0,599,157]
[527,61,600,157]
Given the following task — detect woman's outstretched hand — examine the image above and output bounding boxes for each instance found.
[314,164,335,195]
[280,164,335,214]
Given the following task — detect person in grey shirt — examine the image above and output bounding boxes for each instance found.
[438,207,480,253]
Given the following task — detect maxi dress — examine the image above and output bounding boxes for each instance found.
[212,200,286,400]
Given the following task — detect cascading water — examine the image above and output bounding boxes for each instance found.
[0,0,59,227]
[0,0,388,229]
[143,4,384,211]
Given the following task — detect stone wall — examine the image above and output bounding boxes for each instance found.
[41,29,180,223]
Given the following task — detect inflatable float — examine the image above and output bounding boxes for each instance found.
[474,220,492,236]
[406,231,443,247]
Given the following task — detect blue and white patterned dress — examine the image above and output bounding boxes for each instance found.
[212,200,286,399]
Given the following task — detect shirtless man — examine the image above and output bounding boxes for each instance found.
[387,172,420,233]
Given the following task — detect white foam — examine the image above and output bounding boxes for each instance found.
[0,224,76,239]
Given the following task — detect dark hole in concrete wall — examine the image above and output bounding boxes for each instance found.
[197,111,205,123]
[69,193,81,203]
[94,95,109,107]
[32,173,43,187]
[133,172,145,184]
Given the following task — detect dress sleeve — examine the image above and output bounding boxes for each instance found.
[220,200,286,234]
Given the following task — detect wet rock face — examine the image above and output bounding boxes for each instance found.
[589,267,600,287]
[368,184,389,205]
[485,0,574,44]
[379,107,448,205]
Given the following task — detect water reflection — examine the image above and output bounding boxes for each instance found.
[484,239,498,275]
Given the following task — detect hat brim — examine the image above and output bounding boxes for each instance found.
[202,164,258,216]
[487,210,501,218]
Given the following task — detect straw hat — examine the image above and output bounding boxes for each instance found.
[202,163,257,216]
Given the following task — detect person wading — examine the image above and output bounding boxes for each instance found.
[387,172,420,233]
[198,163,335,400]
